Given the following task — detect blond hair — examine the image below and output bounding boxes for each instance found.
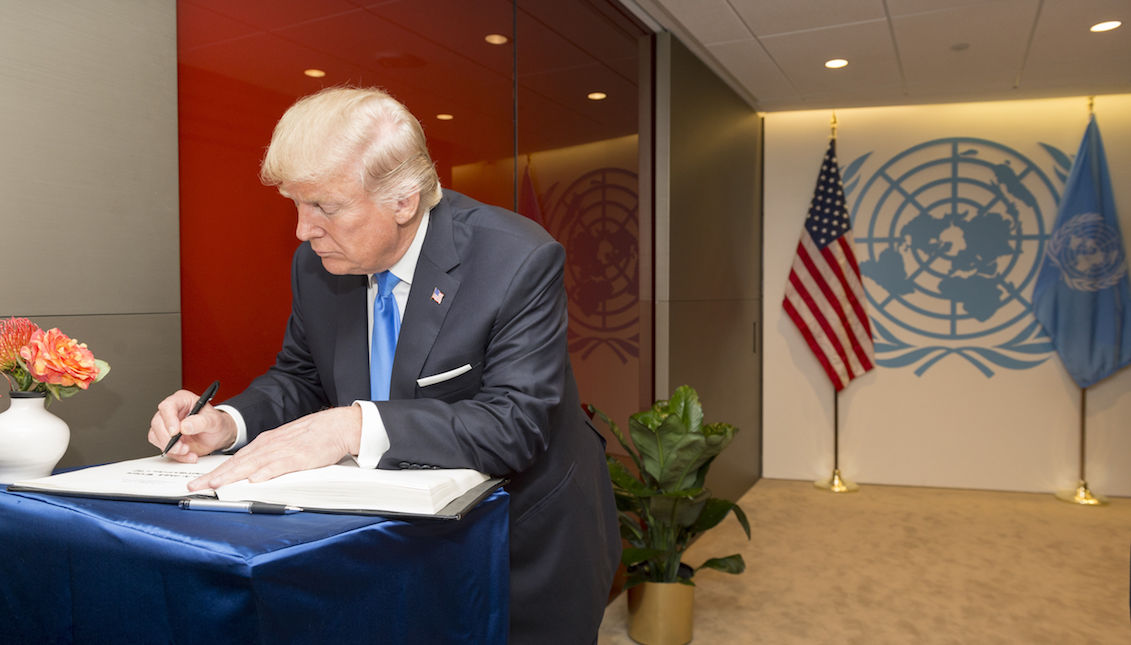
[260,87,442,212]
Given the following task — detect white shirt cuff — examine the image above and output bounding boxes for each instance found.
[353,400,390,469]
[213,404,247,452]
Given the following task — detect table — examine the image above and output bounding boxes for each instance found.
[0,486,509,644]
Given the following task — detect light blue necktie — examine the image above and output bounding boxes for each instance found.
[370,270,401,401]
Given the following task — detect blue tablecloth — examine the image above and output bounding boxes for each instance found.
[0,486,509,644]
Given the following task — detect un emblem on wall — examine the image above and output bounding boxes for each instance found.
[847,138,1070,377]
[543,168,639,363]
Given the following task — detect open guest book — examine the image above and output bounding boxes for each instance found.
[8,455,504,519]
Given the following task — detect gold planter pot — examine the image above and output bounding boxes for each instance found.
[626,581,694,645]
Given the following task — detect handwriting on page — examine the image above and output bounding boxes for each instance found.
[122,468,207,487]
[125,469,205,478]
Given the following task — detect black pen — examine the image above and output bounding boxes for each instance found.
[178,499,302,515]
[162,380,220,456]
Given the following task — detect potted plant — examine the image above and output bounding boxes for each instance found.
[590,385,750,645]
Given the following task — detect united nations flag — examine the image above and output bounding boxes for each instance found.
[1032,115,1131,388]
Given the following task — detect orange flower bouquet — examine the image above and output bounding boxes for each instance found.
[0,317,110,402]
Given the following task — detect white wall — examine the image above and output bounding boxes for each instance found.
[763,95,1131,496]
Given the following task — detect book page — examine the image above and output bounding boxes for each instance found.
[11,455,225,499]
[11,455,493,516]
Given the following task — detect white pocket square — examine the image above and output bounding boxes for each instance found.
[416,363,473,387]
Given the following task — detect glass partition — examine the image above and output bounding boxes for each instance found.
[177,0,649,427]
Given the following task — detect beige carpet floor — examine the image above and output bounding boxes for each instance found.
[598,478,1131,644]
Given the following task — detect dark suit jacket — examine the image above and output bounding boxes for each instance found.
[226,190,621,643]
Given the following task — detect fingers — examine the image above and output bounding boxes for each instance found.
[147,390,197,451]
[148,390,237,461]
[187,407,361,491]
[187,431,292,490]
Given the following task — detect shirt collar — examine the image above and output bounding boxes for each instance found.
[369,209,430,289]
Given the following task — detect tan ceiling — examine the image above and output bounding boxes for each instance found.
[635,0,1131,111]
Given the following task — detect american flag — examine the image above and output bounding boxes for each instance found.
[782,139,875,391]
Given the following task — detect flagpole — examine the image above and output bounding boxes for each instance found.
[1055,386,1107,505]
[815,387,859,493]
[809,110,859,494]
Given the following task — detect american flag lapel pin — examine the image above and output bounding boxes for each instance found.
[431,287,444,304]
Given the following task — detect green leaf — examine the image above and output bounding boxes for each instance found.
[589,404,642,473]
[617,512,645,546]
[730,504,751,539]
[696,554,745,575]
[632,404,666,431]
[622,547,665,568]
[654,415,710,490]
[613,491,642,515]
[686,498,751,539]
[93,359,111,383]
[687,497,734,534]
[667,385,703,435]
[648,489,709,529]
[607,457,655,498]
[628,388,739,492]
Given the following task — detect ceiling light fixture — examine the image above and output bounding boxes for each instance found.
[484,34,508,45]
[304,69,326,78]
[436,114,454,121]
[587,91,608,101]
[824,59,848,69]
[1090,20,1122,32]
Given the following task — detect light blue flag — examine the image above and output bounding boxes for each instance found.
[1032,116,1131,388]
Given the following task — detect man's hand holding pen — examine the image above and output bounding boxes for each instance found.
[148,382,236,464]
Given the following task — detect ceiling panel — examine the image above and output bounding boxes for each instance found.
[885,0,1021,18]
[1023,0,1131,88]
[894,0,1037,93]
[653,0,751,45]
[178,1,266,50]
[760,20,903,99]
[708,39,797,104]
[182,0,361,32]
[731,0,887,37]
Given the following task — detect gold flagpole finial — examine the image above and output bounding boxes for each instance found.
[830,111,838,139]
[1087,96,1094,115]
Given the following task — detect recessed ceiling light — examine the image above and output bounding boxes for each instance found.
[436,114,454,121]
[825,59,848,69]
[587,91,607,101]
[485,34,509,45]
[304,69,326,78]
[1090,20,1122,32]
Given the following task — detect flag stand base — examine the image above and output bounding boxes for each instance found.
[1055,480,1107,506]
[814,468,859,493]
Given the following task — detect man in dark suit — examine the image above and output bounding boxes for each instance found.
[149,87,620,643]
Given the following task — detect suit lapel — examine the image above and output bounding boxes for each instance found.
[391,197,461,399]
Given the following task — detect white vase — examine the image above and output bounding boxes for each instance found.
[0,391,70,483]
